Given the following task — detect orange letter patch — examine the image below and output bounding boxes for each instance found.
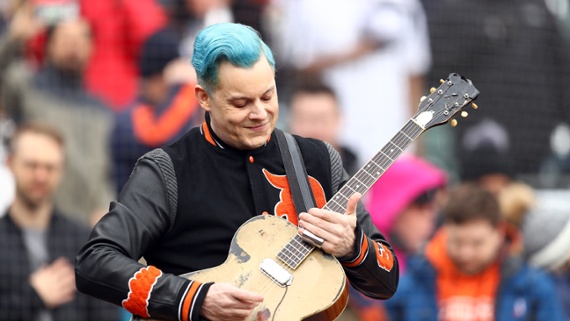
[373,242,394,272]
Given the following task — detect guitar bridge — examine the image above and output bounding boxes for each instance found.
[259,259,293,287]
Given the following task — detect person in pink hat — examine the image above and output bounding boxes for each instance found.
[348,155,447,321]
[366,155,447,274]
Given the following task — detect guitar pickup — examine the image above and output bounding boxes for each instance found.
[259,259,293,287]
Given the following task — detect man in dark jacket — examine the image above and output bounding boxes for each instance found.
[112,27,202,193]
[0,123,119,321]
[75,23,399,321]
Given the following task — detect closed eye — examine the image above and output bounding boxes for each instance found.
[230,99,248,108]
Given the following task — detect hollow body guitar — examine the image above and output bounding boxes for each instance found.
[140,73,479,321]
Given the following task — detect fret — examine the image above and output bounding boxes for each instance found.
[325,197,346,212]
[398,130,413,141]
[368,159,386,172]
[350,176,366,190]
[379,151,394,162]
[341,184,358,194]
[359,168,378,181]
[387,140,404,152]
[324,202,343,214]
[283,245,303,261]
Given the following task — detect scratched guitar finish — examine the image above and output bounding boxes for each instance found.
[140,73,480,321]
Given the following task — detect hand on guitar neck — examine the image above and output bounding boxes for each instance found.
[298,193,362,258]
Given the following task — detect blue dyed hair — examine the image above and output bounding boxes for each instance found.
[192,23,275,93]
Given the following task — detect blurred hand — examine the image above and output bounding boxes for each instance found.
[9,2,44,41]
[298,193,361,258]
[200,283,264,321]
[30,257,76,308]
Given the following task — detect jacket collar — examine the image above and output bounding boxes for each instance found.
[200,112,274,154]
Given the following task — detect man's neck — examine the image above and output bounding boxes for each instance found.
[9,198,53,230]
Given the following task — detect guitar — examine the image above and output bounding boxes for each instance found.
[140,73,479,321]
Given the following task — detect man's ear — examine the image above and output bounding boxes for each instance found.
[195,85,211,112]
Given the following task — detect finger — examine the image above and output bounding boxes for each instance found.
[304,208,339,224]
[51,257,71,269]
[58,290,76,305]
[346,193,362,216]
[231,288,264,303]
[299,211,344,236]
[59,273,76,289]
[226,308,255,320]
[298,222,336,245]
[52,263,75,279]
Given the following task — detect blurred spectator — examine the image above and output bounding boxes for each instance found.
[288,80,358,175]
[346,156,446,321]
[386,183,565,321]
[459,120,514,195]
[368,155,447,273]
[113,27,202,192]
[459,122,537,252]
[0,10,115,224]
[160,0,232,59]
[422,0,570,181]
[522,190,570,319]
[272,0,431,163]
[231,0,271,42]
[0,122,119,320]
[80,0,167,109]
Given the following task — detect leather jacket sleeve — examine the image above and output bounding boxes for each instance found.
[75,150,211,321]
[325,142,400,299]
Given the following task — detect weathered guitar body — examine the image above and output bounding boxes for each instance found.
[183,215,348,321]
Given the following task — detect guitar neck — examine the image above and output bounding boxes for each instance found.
[277,120,425,270]
[323,119,425,213]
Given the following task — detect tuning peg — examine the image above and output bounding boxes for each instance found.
[472,103,478,109]
[430,87,436,93]
[420,96,427,102]
[461,111,468,118]
[440,79,445,84]
[450,119,458,127]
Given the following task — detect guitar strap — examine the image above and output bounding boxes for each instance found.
[274,129,317,216]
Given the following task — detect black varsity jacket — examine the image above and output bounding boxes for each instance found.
[75,119,399,321]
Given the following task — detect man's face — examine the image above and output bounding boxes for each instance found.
[7,133,64,209]
[47,19,92,74]
[289,92,340,145]
[446,219,503,275]
[196,56,278,150]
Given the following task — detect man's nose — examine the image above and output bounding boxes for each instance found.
[249,100,267,119]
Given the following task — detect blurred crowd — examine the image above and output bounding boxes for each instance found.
[0,0,569,320]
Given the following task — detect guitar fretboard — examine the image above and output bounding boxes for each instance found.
[277,120,424,270]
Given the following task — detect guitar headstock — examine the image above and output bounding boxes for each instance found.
[413,73,479,129]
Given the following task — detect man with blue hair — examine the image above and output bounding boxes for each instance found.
[75,23,399,321]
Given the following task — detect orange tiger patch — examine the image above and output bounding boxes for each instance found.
[122,266,162,318]
[262,168,326,225]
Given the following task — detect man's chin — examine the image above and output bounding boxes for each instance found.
[21,195,49,210]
